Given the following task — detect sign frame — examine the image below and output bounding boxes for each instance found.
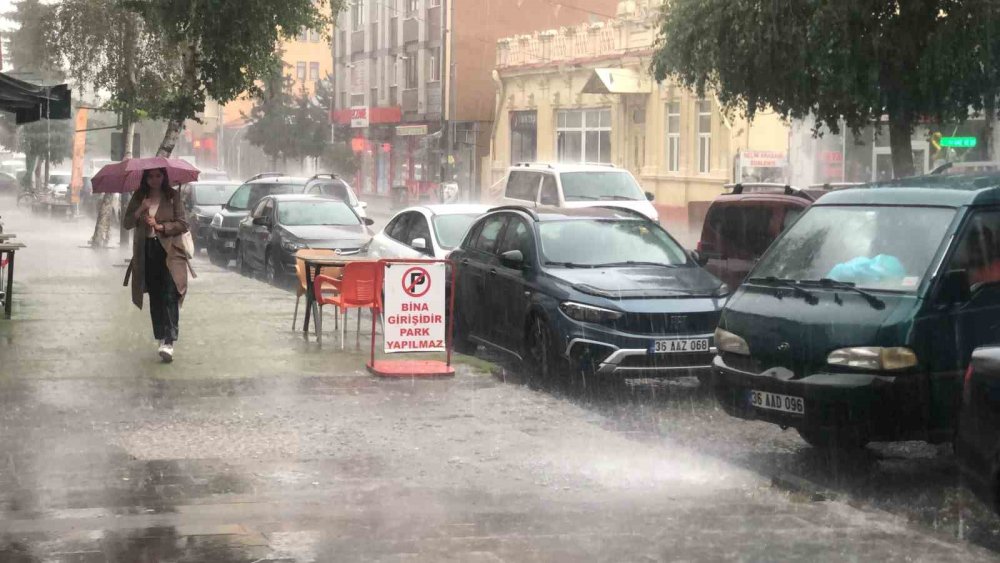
[367,258,457,378]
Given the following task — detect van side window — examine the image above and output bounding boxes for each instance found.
[950,211,1000,288]
[726,205,775,259]
[506,171,541,202]
[539,175,559,206]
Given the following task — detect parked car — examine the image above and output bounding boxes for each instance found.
[180,181,241,253]
[695,183,816,289]
[207,174,310,266]
[366,204,490,260]
[957,346,1000,514]
[712,173,1000,449]
[451,206,728,379]
[0,171,18,193]
[47,171,72,197]
[198,168,230,182]
[235,194,374,283]
[302,174,368,218]
[498,163,659,221]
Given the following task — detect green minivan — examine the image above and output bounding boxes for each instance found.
[712,174,1000,448]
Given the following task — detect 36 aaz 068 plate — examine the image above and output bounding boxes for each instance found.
[749,390,805,415]
[650,338,710,354]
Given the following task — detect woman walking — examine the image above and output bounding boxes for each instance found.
[123,168,190,362]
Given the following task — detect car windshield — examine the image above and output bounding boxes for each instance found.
[752,206,956,292]
[539,219,689,266]
[193,183,240,205]
[432,213,481,249]
[313,181,358,205]
[228,183,303,210]
[560,171,645,202]
[278,200,360,226]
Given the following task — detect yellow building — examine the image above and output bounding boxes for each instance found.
[223,27,334,128]
[488,0,789,240]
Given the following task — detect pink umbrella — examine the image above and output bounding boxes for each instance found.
[91,157,201,194]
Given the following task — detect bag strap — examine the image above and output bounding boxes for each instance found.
[186,258,197,279]
[123,261,133,287]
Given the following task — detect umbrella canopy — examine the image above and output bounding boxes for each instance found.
[91,157,201,194]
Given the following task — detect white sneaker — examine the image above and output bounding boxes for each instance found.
[158,342,174,363]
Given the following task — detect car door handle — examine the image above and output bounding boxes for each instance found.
[489,269,497,276]
[461,259,469,265]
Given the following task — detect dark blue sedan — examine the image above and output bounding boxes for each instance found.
[450,206,728,380]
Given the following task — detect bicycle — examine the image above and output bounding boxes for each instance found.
[16,186,51,209]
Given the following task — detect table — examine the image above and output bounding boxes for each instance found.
[0,241,26,319]
[296,250,375,334]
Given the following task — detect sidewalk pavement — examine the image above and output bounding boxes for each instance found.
[0,197,996,562]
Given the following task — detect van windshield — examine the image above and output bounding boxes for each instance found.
[560,171,645,202]
[752,206,955,293]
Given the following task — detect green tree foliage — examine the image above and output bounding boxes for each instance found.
[247,70,333,165]
[124,0,344,156]
[5,0,62,80]
[651,0,1000,178]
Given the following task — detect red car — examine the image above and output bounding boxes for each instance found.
[694,183,818,290]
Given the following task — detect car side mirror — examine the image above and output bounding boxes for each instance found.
[691,250,708,267]
[501,249,525,269]
[938,269,972,305]
[645,191,655,202]
[411,237,428,251]
[252,216,270,227]
[360,201,369,209]
[364,217,375,226]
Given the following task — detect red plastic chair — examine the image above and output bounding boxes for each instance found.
[313,261,381,348]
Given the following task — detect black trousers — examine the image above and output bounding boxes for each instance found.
[145,238,180,343]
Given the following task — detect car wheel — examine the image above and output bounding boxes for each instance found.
[523,316,562,382]
[236,243,250,276]
[451,311,477,355]
[208,244,226,267]
[796,426,870,450]
[264,251,280,286]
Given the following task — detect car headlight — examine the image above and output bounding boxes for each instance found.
[281,239,307,252]
[211,213,223,228]
[827,347,918,371]
[559,302,624,324]
[715,327,750,355]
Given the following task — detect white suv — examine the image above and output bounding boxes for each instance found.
[498,163,658,221]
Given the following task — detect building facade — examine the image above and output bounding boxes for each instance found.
[331,0,619,198]
[489,0,790,237]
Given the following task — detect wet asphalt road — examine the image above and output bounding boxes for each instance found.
[1,197,999,562]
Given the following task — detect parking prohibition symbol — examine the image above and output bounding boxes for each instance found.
[402,266,431,298]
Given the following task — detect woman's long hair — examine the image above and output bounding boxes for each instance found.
[137,168,175,201]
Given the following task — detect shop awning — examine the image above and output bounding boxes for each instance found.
[0,73,71,124]
[581,68,652,95]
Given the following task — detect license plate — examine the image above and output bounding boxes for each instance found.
[652,338,710,354]
[749,390,805,415]
[224,241,235,249]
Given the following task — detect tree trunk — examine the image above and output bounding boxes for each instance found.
[156,40,197,158]
[119,119,135,246]
[986,95,996,161]
[21,153,36,191]
[888,115,915,179]
[156,119,184,158]
[89,194,116,248]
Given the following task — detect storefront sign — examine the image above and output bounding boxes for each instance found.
[940,136,977,148]
[396,124,429,137]
[383,262,446,354]
[350,106,369,128]
[741,150,787,168]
